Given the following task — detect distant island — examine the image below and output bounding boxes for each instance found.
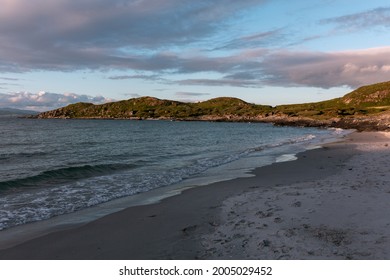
[0,108,39,117]
[35,81,390,131]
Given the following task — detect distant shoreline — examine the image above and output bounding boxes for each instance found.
[26,113,390,132]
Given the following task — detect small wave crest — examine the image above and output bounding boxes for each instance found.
[0,163,137,191]
[249,134,316,152]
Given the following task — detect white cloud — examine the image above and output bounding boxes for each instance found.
[342,63,359,73]
[381,65,390,72]
[0,91,114,111]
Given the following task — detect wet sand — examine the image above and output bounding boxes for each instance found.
[0,131,389,259]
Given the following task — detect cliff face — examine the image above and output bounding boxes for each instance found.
[35,81,390,131]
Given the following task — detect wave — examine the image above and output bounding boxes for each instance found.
[1,120,352,232]
[0,150,48,161]
[249,134,316,153]
[0,133,322,228]
[0,163,137,191]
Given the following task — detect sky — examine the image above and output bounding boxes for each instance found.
[1,0,390,111]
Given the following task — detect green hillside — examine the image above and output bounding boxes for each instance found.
[36,81,390,130]
[341,81,390,106]
[37,96,272,119]
[275,81,390,118]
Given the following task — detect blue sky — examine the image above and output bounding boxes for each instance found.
[1,0,390,111]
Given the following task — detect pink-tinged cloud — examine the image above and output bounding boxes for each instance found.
[177,78,263,88]
[168,47,390,89]
[260,47,390,88]
[175,91,210,97]
[0,91,114,111]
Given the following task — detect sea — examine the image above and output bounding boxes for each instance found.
[0,117,350,231]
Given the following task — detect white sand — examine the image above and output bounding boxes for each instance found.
[200,132,390,259]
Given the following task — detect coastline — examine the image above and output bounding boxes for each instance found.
[0,131,389,259]
[30,113,390,132]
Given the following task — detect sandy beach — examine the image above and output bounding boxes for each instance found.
[0,131,389,260]
[200,132,390,259]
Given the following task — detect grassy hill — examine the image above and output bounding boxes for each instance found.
[37,96,272,120]
[36,81,390,130]
[274,81,390,118]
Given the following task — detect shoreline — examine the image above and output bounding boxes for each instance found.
[0,131,389,259]
[30,114,390,132]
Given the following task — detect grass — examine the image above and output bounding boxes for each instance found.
[38,81,390,120]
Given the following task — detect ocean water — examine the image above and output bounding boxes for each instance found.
[0,118,348,230]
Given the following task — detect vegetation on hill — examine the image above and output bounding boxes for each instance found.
[37,96,273,120]
[275,81,390,118]
[35,81,390,131]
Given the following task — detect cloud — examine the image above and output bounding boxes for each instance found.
[0,0,266,73]
[259,47,390,88]
[177,78,263,88]
[174,47,390,89]
[98,48,267,80]
[108,74,163,81]
[1,1,389,92]
[214,28,286,50]
[0,76,21,88]
[321,6,390,31]
[0,77,20,81]
[175,91,210,97]
[0,91,114,111]
[123,93,142,98]
[96,46,390,90]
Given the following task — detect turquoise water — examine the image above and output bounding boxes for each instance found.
[0,118,346,230]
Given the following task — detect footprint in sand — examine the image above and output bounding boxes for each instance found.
[292,201,302,207]
[274,217,283,223]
